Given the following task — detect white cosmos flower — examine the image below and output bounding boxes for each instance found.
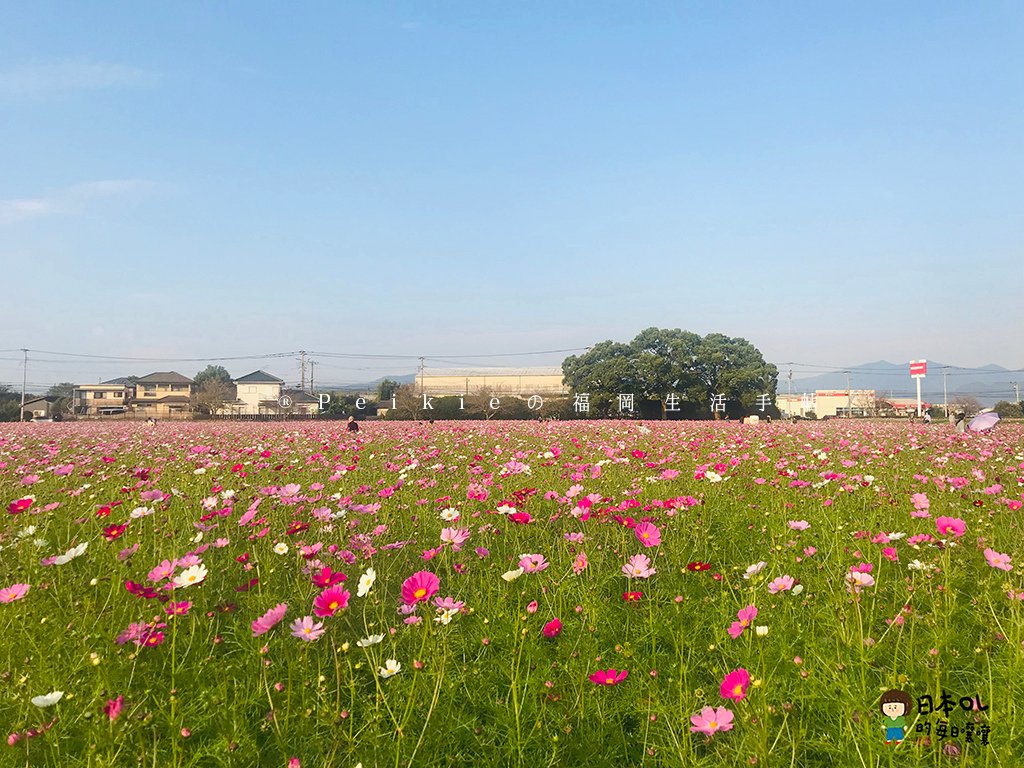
[173,563,208,588]
[356,633,385,648]
[439,508,460,521]
[357,568,376,598]
[54,541,88,565]
[791,584,804,596]
[31,691,64,708]
[496,505,516,515]
[379,659,401,678]
[130,506,154,518]
[501,567,524,582]
[274,543,289,555]
[755,626,769,637]
[433,608,458,625]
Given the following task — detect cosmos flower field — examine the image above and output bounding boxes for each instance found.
[1,420,1022,767]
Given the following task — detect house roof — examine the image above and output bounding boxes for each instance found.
[280,388,319,404]
[234,370,284,384]
[101,377,136,386]
[23,396,59,406]
[135,371,194,384]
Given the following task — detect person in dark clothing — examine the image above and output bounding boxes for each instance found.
[346,416,359,432]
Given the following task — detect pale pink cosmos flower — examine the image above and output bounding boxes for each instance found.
[984,548,1012,571]
[690,706,734,736]
[290,616,326,642]
[518,554,549,573]
[767,575,794,594]
[440,527,471,550]
[252,603,289,636]
[787,520,810,531]
[622,553,656,579]
[845,571,875,594]
[728,604,757,638]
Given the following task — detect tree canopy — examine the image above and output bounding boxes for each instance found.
[562,327,778,418]
[194,365,233,388]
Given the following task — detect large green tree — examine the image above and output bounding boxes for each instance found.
[194,365,232,388]
[563,327,777,419]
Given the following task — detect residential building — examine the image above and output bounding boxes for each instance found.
[777,390,876,418]
[22,396,61,420]
[130,372,195,418]
[416,367,567,397]
[73,378,134,416]
[225,370,285,416]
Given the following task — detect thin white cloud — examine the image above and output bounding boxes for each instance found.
[0,179,155,224]
[0,59,158,97]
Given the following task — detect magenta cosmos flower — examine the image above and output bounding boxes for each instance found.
[313,586,351,617]
[984,548,1013,571]
[634,522,662,548]
[720,668,751,701]
[935,516,966,538]
[252,603,289,636]
[401,571,440,604]
[690,706,734,735]
[543,618,562,638]
[622,553,656,579]
[589,668,628,686]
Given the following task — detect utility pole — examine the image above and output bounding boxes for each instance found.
[845,371,852,419]
[308,360,317,395]
[943,369,948,418]
[19,348,28,422]
[418,357,425,396]
[297,350,307,391]
[1014,381,1020,408]
[787,369,792,395]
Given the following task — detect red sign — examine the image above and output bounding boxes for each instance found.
[909,360,927,377]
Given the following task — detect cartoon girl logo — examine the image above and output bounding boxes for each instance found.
[879,689,913,744]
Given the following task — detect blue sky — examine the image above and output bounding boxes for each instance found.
[2,2,1022,391]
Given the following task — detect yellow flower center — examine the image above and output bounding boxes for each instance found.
[709,721,718,730]
[414,588,426,598]
[733,685,743,697]
[605,676,614,684]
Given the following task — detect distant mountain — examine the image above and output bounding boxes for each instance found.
[331,373,416,393]
[784,361,1019,406]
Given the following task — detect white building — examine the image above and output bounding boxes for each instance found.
[227,370,284,416]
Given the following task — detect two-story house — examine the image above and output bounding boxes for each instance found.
[227,370,285,415]
[73,378,134,416]
[130,372,195,418]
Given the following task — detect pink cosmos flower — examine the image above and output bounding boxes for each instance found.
[882,547,899,562]
[148,559,177,583]
[103,695,124,721]
[0,583,30,603]
[440,527,471,549]
[165,601,191,617]
[290,616,326,642]
[935,516,966,538]
[252,603,289,636]
[787,520,810,531]
[690,706,734,736]
[518,554,549,573]
[311,567,347,588]
[622,553,656,579]
[634,522,662,548]
[720,668,751,701]
[401,571,440,603]
[313,586,351,617]
[845,571,875,594]
[767,575,794,594]
[589,668,628,686]
[984,548,1012,571]
[572,551,588,575]
[728,605,757,639]
[543,618,562,638]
